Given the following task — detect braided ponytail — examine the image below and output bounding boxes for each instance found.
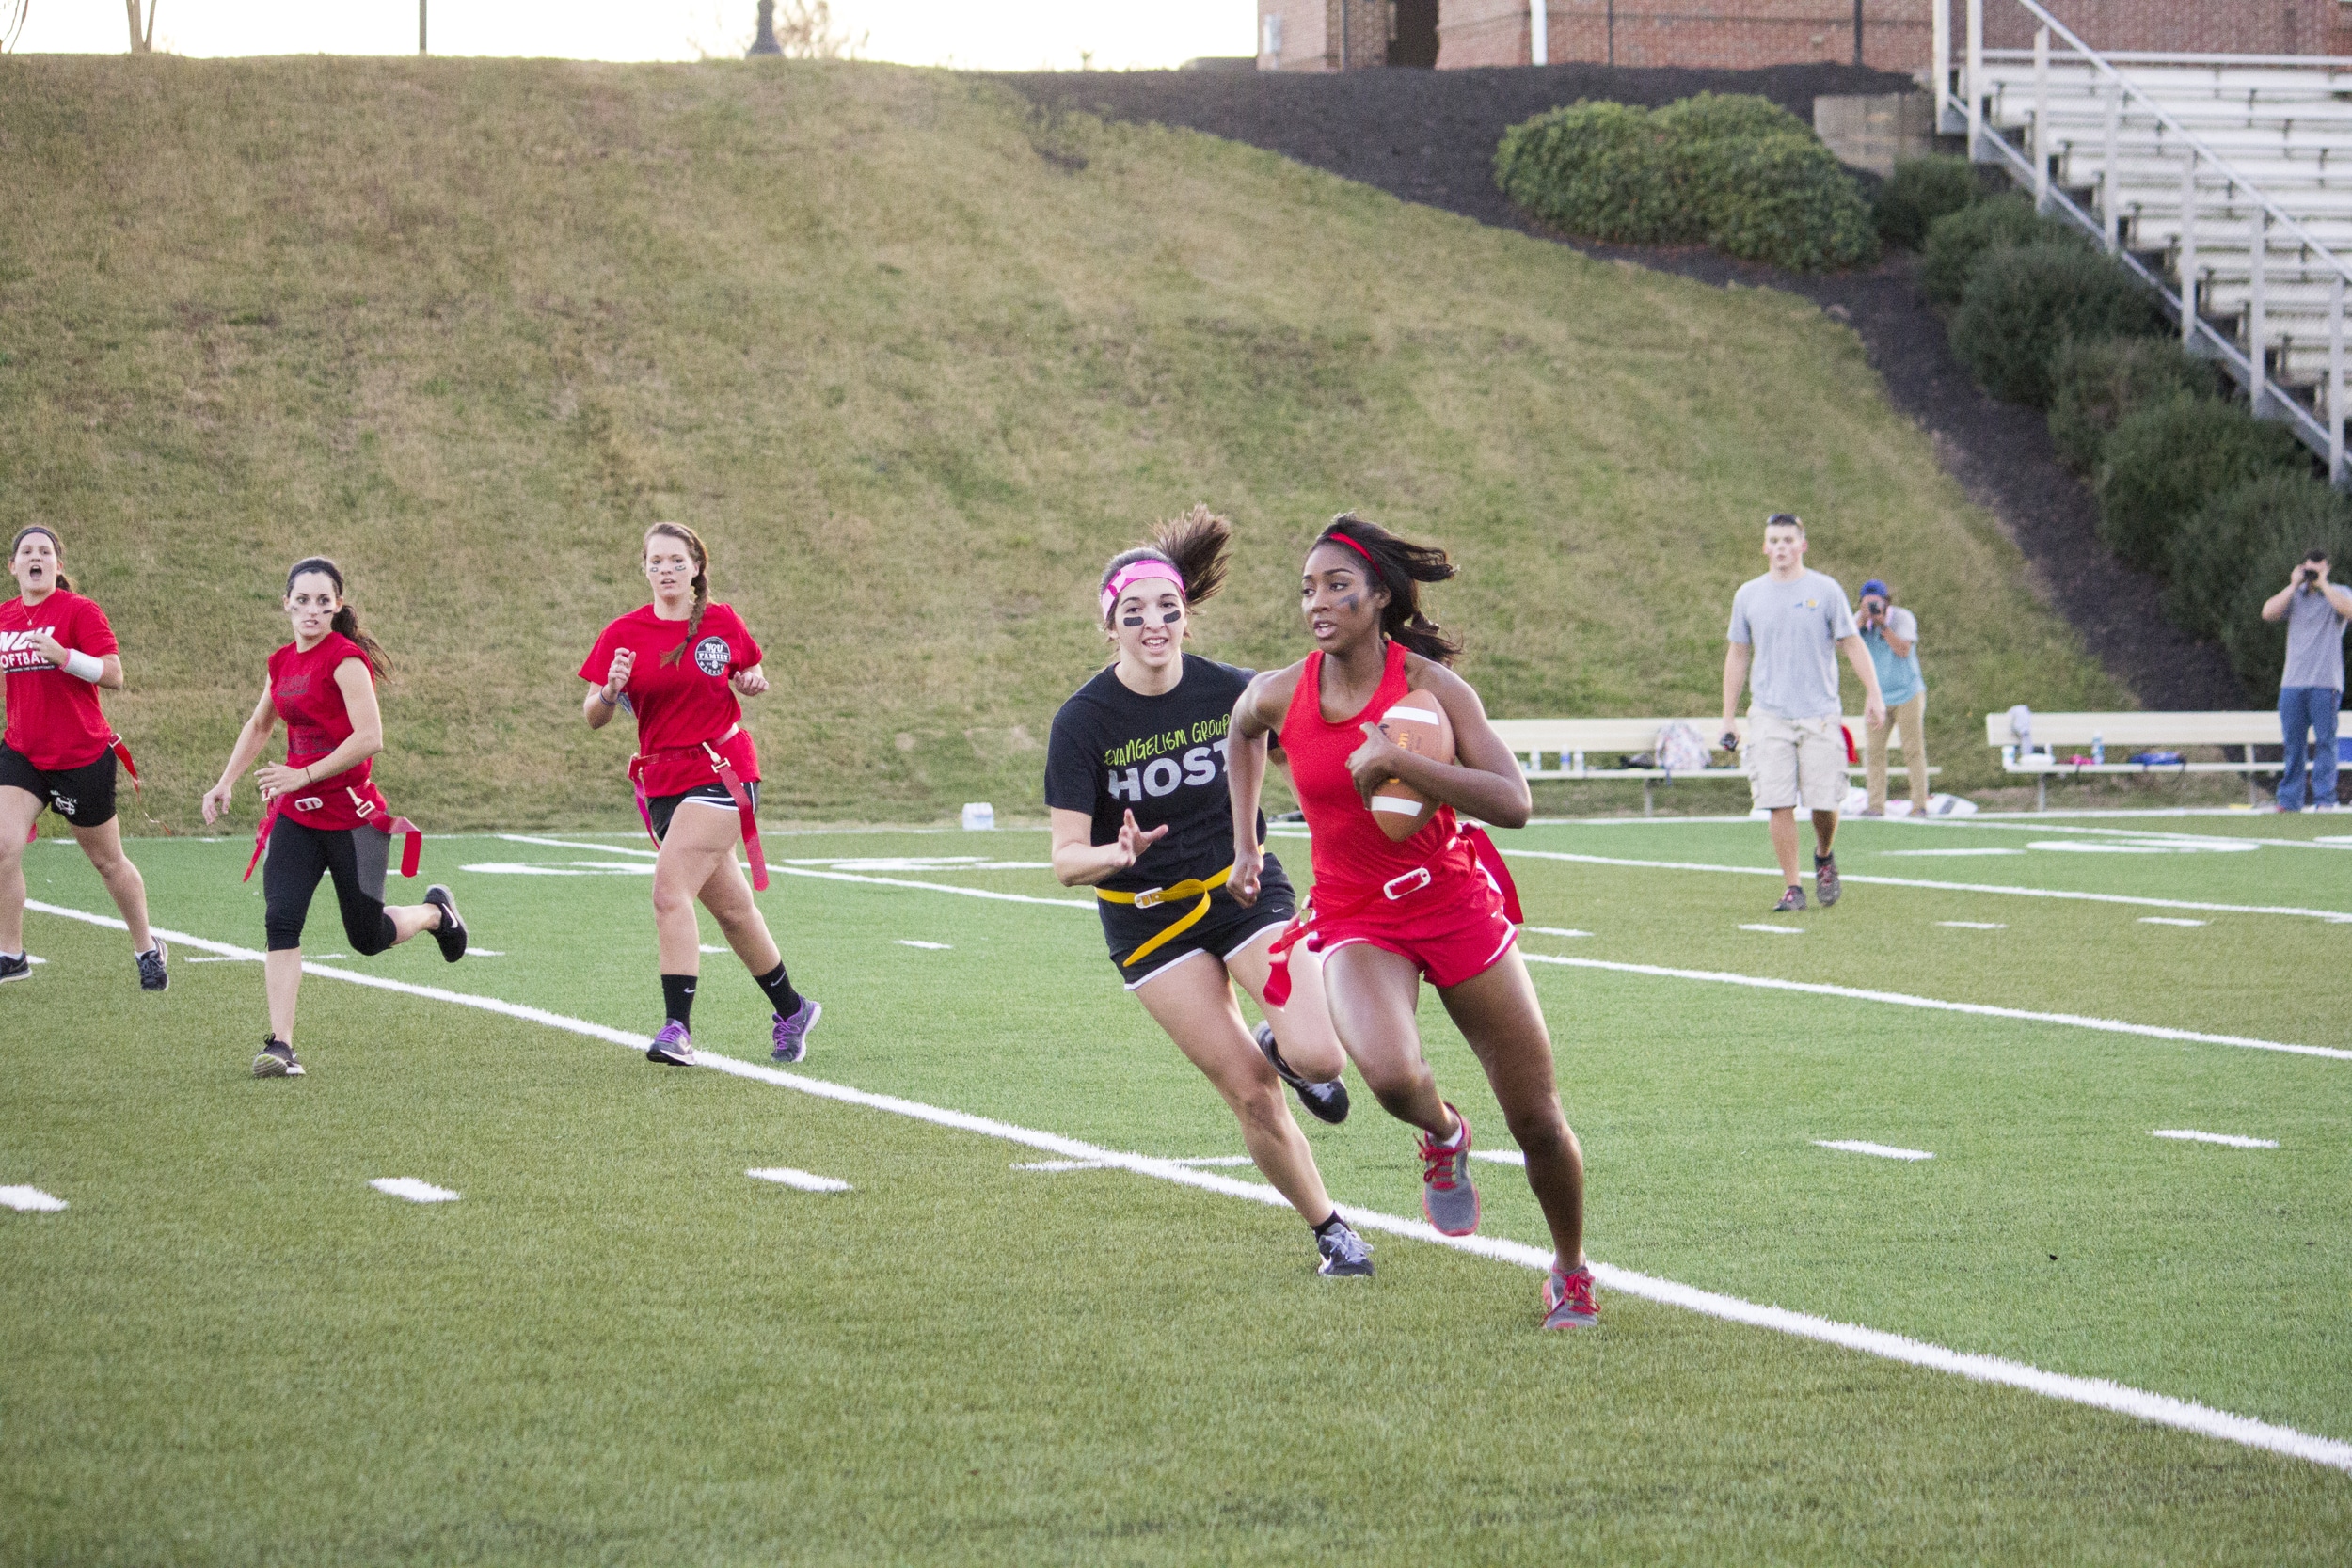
[286,556,391,677]
[1314,514,1462,665]
[646,522,711,667]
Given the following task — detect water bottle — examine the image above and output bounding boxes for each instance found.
[2090,732,2105,767]
[961,801,995,831]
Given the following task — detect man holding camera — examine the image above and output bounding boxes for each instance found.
[1722,514,1888,912]
[2261,549,2352,812]
[1854,578,1930,817]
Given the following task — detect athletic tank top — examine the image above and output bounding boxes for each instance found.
[267,631,393,832]
[1279,641,1476,906]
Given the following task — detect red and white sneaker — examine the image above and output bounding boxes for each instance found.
[1542,1260,1598,1330]
[1417,1104,1481,1237]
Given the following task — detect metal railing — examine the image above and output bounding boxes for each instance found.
[1931,0,2349,482]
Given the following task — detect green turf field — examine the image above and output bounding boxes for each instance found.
[5,812,2348,1562]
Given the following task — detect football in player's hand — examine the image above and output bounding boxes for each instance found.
[1371,696,1454,842]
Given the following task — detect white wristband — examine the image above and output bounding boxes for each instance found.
[62,650,103,683]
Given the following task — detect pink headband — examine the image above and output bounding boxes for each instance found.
[1101,558,1186,618]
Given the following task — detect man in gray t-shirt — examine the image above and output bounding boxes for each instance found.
[2261,548,2352,811]
[1721,514,1887,911]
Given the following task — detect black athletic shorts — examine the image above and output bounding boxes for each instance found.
[646,780,759,843]
[0,742,118,829]
[1099,854,1296,991]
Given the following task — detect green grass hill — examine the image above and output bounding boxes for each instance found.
[0,56,2122,832]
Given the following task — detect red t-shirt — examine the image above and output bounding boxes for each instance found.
[579,602,763,796]
[0,589,120,770]
[267,631,393,831]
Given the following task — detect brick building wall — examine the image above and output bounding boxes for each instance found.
[1272,1,2349,73]
[1258,0,1396,69]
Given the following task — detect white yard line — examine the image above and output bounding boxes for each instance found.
[1499,847,2352,924]
[896,941,953,951]
[1815,1140,1934,1162]
[23,897,2352,1476]
[1525,927,1592,939]
[500,835,1093,909]
[1936,921,2008,930]
[370,1177,459,1203]
[1737,924,1803,936]
[2152,1130,2280,1149]
[1516,952,2349,1061]
[747,1167,852,1192]
[2137,917,2209,927]
[0,1185,69,1212]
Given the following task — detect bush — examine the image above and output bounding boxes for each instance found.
[2217,509,2352,698]
[1877,155,1977,250]
[2046,336,2218,473]
[1494,92,1879,272]
[1919,193,2085,306]
[2095,398,2309,574]
[1949,243,2164,407]
[2165,472,2349,641]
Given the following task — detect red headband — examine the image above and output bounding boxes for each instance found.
[1322,531,1375,567]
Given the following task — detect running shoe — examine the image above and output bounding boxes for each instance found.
[645,1020,696,1066]
[1418,1105,1481,1237]
[252,1037,305,1078]
[0,952,30,985]
[422,886,468,963]
[1772,885,1806,913]
[771,996,821,1064]
[1814,855,1842,907]
[1255,1022,1349,1125]
[1542,1260,1599,1330]
[1316,1216,1375,1277]
[136,940,168,992]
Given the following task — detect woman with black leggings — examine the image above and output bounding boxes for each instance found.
[201,558,466,1078]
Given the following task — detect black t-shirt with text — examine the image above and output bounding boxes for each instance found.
[1044,655,1268,896]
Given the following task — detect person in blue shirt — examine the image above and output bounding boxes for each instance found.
[1854,578,1929,816]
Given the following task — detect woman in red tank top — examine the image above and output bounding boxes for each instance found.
[1230,515,1597,1330]
[201,558,466,1080]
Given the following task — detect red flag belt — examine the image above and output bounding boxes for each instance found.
[242,789,422,882]
[1261,825,1521,1007]
[628,730,767,892]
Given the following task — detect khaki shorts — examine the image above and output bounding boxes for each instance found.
[1745,712,1847,812]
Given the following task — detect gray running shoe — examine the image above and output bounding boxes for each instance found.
[0,952,30,985]
[1814,855,1841,907]
[1255,1022,1349,1125]
[1543,1260,1598,1329]
[771,996,820,1064]
[252,1037,305,1078]
[1315,1216,1374,1277]
[1417,1105,1481,1237]
[645,1020,695,1066]
[137,940,168,992]
[1772,885,1806,913]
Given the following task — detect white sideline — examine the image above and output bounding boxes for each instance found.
[23,898,2352,1476]
[371,1177,460,1204]
[1517,953,2351,1061]
[747,1167,852,1192]
[1815,1140,1934,1162]
[499,835,1092,909]
[1500,847,2352,924]
[1,1185,69,1212]
[2153,1130,2280,1149]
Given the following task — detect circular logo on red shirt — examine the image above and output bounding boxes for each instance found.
[693,636,730,677]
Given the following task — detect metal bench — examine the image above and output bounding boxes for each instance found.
[1490,717,1935,816]
[1984,710,2315,810]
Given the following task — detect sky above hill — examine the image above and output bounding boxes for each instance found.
[8,1,1259,70]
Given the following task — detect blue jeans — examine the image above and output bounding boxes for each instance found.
[2277,686,2342,809]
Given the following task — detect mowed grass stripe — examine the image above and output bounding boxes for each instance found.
[22,897,2352,1477]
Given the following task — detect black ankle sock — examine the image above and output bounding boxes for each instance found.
[1311,1212,1344,1236]
[1815,851,1835,866]
[660,974,698,1029]
[752,961,802,1017]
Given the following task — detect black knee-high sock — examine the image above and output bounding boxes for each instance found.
[752,961,802,1016]
[660,973,697,1028]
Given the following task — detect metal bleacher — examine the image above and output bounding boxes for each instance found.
[1932,0,2352,481]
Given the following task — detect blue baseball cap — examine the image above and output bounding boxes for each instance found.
[1859,578,1890,600]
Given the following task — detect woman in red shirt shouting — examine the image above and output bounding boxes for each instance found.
[0,525,167,991]
[1229,515,1596,1330]
[580,523,817,1068]
[201,558,466,1079]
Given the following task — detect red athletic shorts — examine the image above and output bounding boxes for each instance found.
[1309,865,1518,990]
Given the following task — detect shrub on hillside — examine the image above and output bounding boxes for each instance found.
[1919,193,2084,306]
[2095,398,2309,574]
[2046,336,2218,472]
[2165,472,2349,641]
[2217,509,2352,697]
[1493,92,1879,271]
[1949,243,2163,407]
[1876,155,1977,250]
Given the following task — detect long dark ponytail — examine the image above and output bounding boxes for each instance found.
[10,525,72,593]
[646,521,711,667]
[1098,503,1232,627]
[286,556,391,678]
[1313,513,1461,665]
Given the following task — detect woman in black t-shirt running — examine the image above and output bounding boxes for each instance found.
[1045,507,1370,1278]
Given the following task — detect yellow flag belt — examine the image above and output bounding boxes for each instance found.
[1093,863,1235,968]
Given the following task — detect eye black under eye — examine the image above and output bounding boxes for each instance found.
[1156,609,1181,626]
[1121,613,1144,627]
